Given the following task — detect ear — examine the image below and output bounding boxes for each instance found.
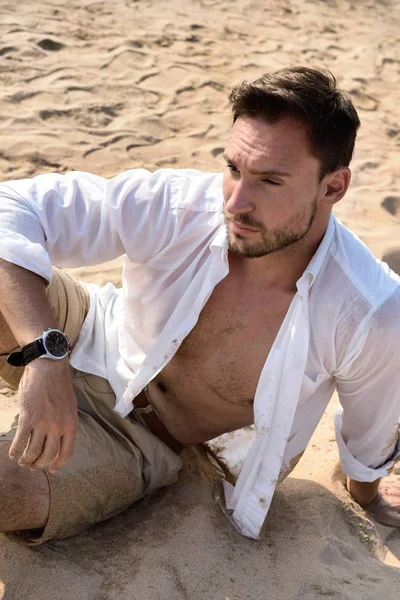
[320,167,351,207]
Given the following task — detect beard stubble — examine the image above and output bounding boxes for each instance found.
[225,196,319,259]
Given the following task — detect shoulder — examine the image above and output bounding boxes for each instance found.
[167,169,224,211]
[106,167,223,213]
[330,219,400,307]
[314,219,400,314]
[310,219,400,369]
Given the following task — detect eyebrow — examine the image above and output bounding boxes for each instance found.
[222,153,291,178]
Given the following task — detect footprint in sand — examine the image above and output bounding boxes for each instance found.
[386,128,399,138]
[0,46,17,56]
[381,195,400,218]
[37,38,65,51]
[211,147,224,157]
[7,90,40,103]
[320,535,358,568]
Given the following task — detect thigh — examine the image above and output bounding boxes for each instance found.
[46,267,89,351]
[0,439,50,532]
[0,368,182,544]
[0,408,144,544]
[0,268,89,390]
[71,369,183,498]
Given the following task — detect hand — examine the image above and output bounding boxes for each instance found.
[365,470,400,528]
[9,359,78,474]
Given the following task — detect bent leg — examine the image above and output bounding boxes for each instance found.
[0,272,181,544]
[0,412,144,544]
[0,370,182,545]
[0,441,50,532]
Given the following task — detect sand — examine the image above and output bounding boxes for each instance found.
[1,0,400,598]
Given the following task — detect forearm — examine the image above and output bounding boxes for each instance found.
[346,477,380,508]
[0,259,58,349]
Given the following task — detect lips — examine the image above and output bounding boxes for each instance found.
[230,221,258,233]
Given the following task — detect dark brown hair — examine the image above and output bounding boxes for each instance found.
[229,66,360,179]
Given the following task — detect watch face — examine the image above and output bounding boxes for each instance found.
[43,331,69,358]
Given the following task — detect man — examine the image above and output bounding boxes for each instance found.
[0,66,399,544]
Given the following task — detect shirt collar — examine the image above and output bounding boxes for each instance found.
[296,212,336,297]
[210,220,229,263]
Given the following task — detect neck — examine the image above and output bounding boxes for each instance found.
[229,216,330,292]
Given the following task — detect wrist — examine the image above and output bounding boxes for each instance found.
[7,328,70,367]
[15,323,59,348]
[25,356,70,371]
[346,477,380,508]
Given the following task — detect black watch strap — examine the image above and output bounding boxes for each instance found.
[7,339,45,367]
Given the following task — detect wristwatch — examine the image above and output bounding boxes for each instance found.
[7,328,71,367]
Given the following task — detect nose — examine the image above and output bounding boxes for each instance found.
[225,180,255,216]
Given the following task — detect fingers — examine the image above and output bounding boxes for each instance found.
[10,429,75,473]
[9,362,79,472]
[9,420,33,462]
[9,429,75,474]
[18,428,47,467]
[30,435,60,471]
[9,422,70,472]
[10,419,77,472]
[49,432,76,474]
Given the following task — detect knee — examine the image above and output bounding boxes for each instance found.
[0,443,50,532]
[0,445,25,531]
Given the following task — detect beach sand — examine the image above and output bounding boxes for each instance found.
[0,0,399,598]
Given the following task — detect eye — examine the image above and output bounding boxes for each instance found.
[227,163,240,175]
[262,179,281,186]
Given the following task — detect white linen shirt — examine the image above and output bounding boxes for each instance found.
[1,168,400,539]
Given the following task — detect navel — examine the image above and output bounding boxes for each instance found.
[157,380,168,393]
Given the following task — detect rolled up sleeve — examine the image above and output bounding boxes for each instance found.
[334,288,400,482]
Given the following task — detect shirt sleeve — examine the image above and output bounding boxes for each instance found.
[0,168,176,282]
[334,287,400,482]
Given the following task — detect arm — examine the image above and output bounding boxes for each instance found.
[0,260,57,347]
[0,259,78,473]
[346,478,380,507]
[0,168,176,281]
[0,168,175,471]
[335,288,400,524]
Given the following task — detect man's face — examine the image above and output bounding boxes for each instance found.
[222,116,323,259]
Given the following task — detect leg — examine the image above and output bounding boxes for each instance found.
[1,269,181,543]
[0,406,144,543]
[0,267,90,538]
[0,369,182,545]
[0,441,50,532]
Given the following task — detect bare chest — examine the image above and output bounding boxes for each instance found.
[161,278,295,403]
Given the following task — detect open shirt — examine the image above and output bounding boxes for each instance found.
[1,168,399,539]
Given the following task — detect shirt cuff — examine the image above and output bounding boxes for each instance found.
[334,408,400,482]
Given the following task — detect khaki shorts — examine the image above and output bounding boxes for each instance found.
[0,268,182,545]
